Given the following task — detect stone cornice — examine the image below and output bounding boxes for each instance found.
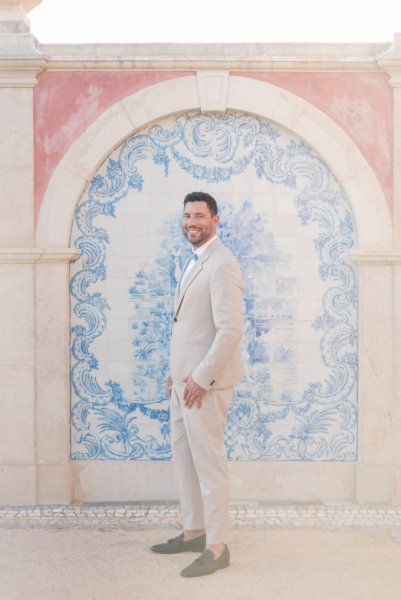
[39,42,390,72]
[377,33,401,85]
[0,60,44,85]
[0,32,45,85]
[0,248,80,263]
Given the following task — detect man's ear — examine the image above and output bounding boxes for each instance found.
[213,214,220,225]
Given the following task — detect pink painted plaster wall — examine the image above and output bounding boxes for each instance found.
[235,72,393,211]
[34,70,393,225]
[33,71,190,223]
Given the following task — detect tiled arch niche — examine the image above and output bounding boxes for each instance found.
[70,110,358,463]
[36,74,393,503]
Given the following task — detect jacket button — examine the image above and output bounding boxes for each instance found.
[210,380,215,386]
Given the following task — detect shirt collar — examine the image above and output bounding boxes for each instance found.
[192,234,218,259]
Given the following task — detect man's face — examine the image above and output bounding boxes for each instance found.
[182,201,219,248]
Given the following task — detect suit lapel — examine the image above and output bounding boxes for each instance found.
[173,255,190,309]
[179,258,203,297]
[174,238,220,318]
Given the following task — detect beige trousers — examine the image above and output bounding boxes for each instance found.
[170,382,233,545]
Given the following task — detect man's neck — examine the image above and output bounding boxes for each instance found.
[192,234,217,253]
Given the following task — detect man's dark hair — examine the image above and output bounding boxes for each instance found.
[183,192,218,216]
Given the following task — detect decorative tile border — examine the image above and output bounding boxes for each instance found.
[70,111,358,462]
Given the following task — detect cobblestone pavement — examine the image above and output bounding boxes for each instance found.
[2,502,401,532]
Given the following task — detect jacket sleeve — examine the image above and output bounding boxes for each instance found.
[191,257,244,389]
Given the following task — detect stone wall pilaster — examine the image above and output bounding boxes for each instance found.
[0,0,47,505]
[377,34,401,502]
[350,253,398,503]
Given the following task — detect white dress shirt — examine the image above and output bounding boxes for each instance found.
[180,234,218,287]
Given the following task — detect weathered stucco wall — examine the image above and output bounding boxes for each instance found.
[34,71,393,220]
[1,1,401,506]
[33,71,188,221]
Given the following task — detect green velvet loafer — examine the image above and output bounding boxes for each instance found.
[181,546,230,577]
[151,532,206,554]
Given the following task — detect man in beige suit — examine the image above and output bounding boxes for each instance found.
[151,192,244,578]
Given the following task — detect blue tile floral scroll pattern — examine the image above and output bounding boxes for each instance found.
[70,111,357,461]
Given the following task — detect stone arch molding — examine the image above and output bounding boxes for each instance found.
[36,74,392,249]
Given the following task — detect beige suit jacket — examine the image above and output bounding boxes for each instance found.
[170,237,244,391]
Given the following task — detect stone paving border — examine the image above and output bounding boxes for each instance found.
[1,503,401,531]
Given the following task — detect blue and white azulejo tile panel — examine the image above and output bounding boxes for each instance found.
[70,111,358,461]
